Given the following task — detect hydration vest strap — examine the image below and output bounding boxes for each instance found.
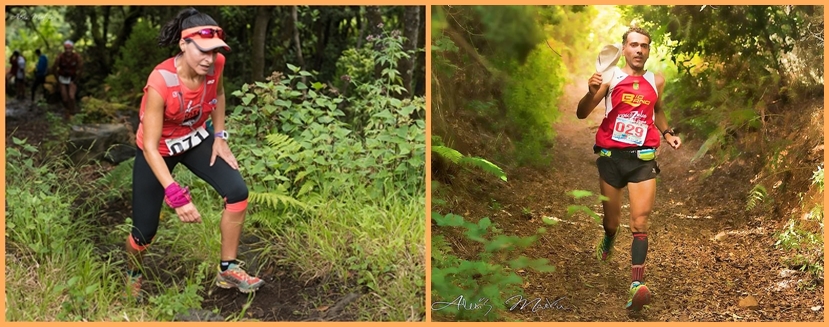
[158,69,185,111]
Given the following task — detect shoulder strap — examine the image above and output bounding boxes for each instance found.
[604,67,626,118]
[156,68,185,111]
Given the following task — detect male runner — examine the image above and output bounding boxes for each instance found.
[576,26,682,311]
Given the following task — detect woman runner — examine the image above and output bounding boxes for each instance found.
[125,7,263,301]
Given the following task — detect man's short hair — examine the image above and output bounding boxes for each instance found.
[622,27,651,45]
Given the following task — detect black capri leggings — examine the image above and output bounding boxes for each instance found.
[130,134,248,247]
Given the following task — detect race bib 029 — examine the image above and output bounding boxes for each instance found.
[165,126,209,155]
[611,116,648,146]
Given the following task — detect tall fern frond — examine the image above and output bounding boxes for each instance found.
[458,157,507,182]
[746,184,768,211]
[432,145,507,182]
[431,145,463,164]
[265,133,303,160]
[249,191,311,212]
[691,127,724,163]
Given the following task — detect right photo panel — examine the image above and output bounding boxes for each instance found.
[430,5,825,322]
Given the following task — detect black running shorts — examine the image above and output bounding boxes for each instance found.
[596,155,660,189]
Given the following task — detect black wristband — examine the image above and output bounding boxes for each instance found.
[662,128,675,138]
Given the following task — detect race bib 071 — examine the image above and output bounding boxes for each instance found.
[165,126,209,155]
[611,116,647,146]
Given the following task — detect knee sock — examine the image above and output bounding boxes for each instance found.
[631,232,648,283]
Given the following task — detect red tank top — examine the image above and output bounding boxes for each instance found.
[136,53,225,157]
[595,67,661,149]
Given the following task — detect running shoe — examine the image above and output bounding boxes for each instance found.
[215,261,265,293]
[124,272,144,303]
[625,281,651,311]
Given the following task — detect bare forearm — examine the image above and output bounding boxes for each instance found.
[577,92,596,119]
[653,108,670,133]
[142,145,175,188]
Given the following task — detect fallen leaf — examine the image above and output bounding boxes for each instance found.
[317,305,329,312]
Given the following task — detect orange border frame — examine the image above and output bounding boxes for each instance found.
[2,1,827,325]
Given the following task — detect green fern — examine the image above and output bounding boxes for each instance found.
[249,190,311,212]
[746,184,768,211]
[431,145,463,164]
[265,133,303,160]
[691,127,725,163]
[96,157,135,199]
[432,145,507,182]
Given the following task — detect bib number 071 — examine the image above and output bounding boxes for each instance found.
[165,127,209,155]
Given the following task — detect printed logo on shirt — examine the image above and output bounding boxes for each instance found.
[207,79,215,85]
[621,93,651,107]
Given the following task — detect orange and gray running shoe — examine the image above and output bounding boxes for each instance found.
[215,261,265,293]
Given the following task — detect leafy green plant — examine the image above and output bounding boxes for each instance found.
[431,213,556,321]
[746,184,769,211]
[565,190,608,224]
[811,164,824,193]
[432,145,507,182]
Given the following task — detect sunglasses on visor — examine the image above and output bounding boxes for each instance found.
[183,28,225,40]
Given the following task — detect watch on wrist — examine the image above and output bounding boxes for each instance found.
[662,128,675,138]
[215,130,229,140]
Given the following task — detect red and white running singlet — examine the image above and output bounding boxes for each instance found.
[136,53,225,157]
[595,66,661,149]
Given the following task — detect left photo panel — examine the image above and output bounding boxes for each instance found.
[5,5,426,322]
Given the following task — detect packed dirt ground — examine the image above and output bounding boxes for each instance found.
[432,79,824,322]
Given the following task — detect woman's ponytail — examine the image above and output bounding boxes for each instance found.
[157,7,200,46]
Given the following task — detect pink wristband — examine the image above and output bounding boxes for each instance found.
[164,182,192,208]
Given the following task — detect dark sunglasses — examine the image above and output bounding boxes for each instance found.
[183,28,225,40]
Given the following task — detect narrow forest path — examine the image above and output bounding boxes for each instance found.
[439,79,824,322]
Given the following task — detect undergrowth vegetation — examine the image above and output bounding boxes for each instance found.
[6,27,425,322]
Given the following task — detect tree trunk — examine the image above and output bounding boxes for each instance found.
[398,6,420,99]
[365,6,384,79]
[252,6,273,82]
[413,6,426,97]
[291,6,307,84]
[356,6,367,49]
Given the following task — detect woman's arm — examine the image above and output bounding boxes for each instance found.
[210,75,226,136]
[141,87,176,188]
[209,74,238,169]
[142,86,202,222]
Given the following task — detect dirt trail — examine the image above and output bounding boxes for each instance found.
[439,81,823,322]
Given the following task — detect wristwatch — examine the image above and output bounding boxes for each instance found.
[662,128,675,138]
[215,130,229,140]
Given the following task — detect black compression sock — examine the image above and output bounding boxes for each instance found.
[220,259,240,272]
[631,232,648,282]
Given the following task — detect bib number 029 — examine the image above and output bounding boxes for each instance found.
[165,127,209,155]
[611,117,647,146]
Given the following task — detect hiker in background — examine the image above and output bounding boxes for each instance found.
[52,40,83,119]
[32,49,49,102]
[14,50,26,100]
[7,51,20,85]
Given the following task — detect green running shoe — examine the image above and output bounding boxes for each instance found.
[625,281,651,311]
